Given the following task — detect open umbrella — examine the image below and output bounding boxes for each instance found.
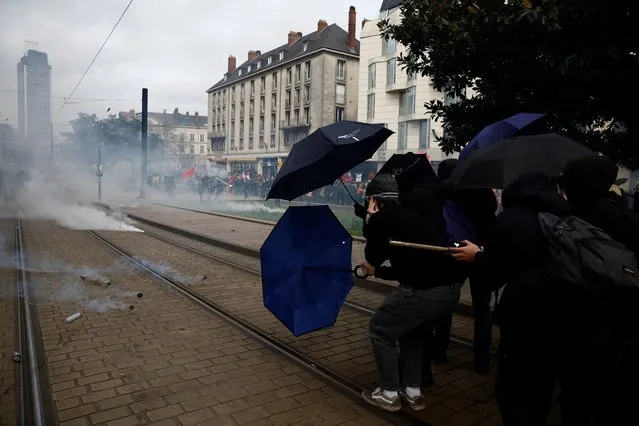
[260,205,353,336]
[266,121,393,201]
[452,133,596,190]
[459,113,545,160]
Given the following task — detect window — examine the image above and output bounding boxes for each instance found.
[260,96,265,113]
[295,64,301,83]
[336,83,345,105]
[304,61,311,80]
[303,41,309,52]
[271,93,277,109]
[240,103,244,117]
[382,37,397,55]
[249,99,254,116]
[399,86,416,116]
[335,106,344,122]
[285,90,291,108]
[250,80,255,96]
[240,83,245,99]
[239,120,244,137]
[368,64,376,89]
[259,117,264,134]
[272,73,278,90]
[271,113,276,131]
[249,136,254,149]
[190,134,195,141]
[336,60,346,79]
[179,145,185,153]
[279,51,284,60]
[248,65,252,72]
[419,120,430,148]
[199,145,205,154]
[303,85,310,103]
[285,111,291,126]
[286,68,292,85]
[231,105,235,117]
[304,107,310,125]
[179,133,185,141]
[294,88,300,106]
[238,69,243,76]
[367,94,375,119]
[398,122,408,149]
[270,134,276,147]
[249,118,254,133]
[190,145,195,154]
[259,135,264,148]
[294,109,300,125]
[231,87,236,101]
[387,58,396,85]
[408,70,416,81]
[268,56,273,65]
[239,136,244,150]
[256,61,261,69]
[200,134,204,142]
[284,132,291,146]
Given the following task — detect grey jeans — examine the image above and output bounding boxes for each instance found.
[369,283,461,391]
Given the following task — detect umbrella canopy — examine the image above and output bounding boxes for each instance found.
[452,133,596,190]
[266,121,393,201]
[459,113,545,160]
[260,205,354,336]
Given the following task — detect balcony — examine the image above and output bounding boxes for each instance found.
[280,120,310,131]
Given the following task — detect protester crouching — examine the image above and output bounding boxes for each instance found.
[451,173,570,425]
[359,156,460,412]
[556,156,639,426]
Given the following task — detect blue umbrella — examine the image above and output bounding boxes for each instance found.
[459,113,545,160]
[260,205,353,336]
[266,121,393,201]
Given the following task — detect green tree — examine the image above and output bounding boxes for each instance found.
[66,113,165,164]
[379,0,639,168]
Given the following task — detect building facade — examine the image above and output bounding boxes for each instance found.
[17,49,52,147]
[206,7,360,176]
[135,108,209,169]
[357,0,452,167]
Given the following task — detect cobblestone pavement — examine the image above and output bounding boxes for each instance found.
[132,222,500,348]
[0,219,17,426]
[117,202,487,307]
[22,220,393,426]
[94,228,501,426]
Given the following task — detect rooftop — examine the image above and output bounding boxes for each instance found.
[380,0,403,12]
[141,110,207,128]
[207,23,359,93]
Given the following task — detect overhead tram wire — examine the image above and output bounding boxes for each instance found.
[57,0,135,114]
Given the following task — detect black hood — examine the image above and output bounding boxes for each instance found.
[560,155,618,208]
[502,172,570,215]
[365,173,398,202]
[437,159,458,181]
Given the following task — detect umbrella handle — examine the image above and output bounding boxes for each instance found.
[353,265,369,279]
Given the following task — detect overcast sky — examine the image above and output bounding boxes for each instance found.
[0,0,379,132]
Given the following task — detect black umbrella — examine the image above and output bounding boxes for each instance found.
[266,121,393,201]
[451,133,596,190]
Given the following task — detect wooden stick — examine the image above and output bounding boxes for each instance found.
[389,240,452,252]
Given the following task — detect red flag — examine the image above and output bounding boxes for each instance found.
[182,167,196,181]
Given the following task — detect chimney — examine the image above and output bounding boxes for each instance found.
[228,55,237,73]
[348,6,356,50]
[288,31,302,46]
[248,50,259,62]
[317,19,328,32]
[173,108,179,122]
[195,111,199,122]
[362,18,368,29]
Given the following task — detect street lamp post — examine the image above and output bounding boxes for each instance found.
[96,143,103,201]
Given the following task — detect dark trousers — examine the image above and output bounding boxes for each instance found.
[495,343,554,426]
[369,283,461,391]
[470,278,494,372]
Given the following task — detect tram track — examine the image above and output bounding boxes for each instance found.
[87,229,427,425]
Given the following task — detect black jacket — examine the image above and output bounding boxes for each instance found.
[365,203,455,289]
[472,174,571,348]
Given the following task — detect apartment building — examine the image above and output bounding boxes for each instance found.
[17,49,52,146]
[357,0,452,168]
[135,108,208,168]
[206,7,360,176]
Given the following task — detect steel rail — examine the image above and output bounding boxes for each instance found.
[15,218,46,426]
[88,230,427,426]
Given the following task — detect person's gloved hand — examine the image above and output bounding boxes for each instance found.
[353,202,366,219]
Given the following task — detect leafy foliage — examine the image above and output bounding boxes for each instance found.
[65,113,164,165]
[379,0,639,168]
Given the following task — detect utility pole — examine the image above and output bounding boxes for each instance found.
[139,88,148,198]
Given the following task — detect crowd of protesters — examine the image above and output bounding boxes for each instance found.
[354,153,639,426]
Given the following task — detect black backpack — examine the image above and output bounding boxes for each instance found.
[537,212,638,295]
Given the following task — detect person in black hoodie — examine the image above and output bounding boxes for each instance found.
[450,172,570,425]
[557,156,639,426]
[359,156,460,413]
